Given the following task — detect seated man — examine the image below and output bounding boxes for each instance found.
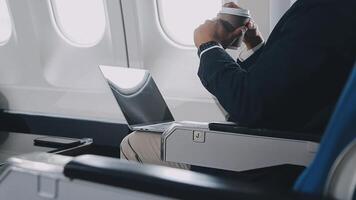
[121,0,356,169]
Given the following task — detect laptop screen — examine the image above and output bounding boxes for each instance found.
[99,66,174,126]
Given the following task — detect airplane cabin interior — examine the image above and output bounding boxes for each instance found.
[0,0,355,199]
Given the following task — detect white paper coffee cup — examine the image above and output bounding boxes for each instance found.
[218,7,251,49]
[220,7,250,18]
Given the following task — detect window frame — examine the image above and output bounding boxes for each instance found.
[0,0,13,45]
[49,0,107,47]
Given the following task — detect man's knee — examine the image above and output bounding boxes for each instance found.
[120,131,190,169]
[120,133,139,161]
[120,131,162,163]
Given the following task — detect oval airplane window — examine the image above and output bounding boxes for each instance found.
[51,0,106,46]
[0,0,12,44]
[157,0,221,46]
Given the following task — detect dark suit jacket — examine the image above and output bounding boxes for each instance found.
[198,0,356,132]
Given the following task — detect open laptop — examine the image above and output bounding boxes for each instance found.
[99,65,175,133]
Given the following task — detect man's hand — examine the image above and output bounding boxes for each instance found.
[194,19,247,48]
[244,20,264,50]
[194,20,217,48]
[224,2,264,50]
[194,2,263,49]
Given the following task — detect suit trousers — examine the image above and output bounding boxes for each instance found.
[120,131,191,170]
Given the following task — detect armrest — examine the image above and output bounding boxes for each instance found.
[64,155,323,200]
[209,122,322,143]
[162,123,319,171]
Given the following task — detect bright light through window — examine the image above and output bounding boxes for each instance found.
[51,0,106,46]
[158,0,221,46]
[0,0,12,43]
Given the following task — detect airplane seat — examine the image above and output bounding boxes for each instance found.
[0,152,320,200]
[324,140,356,200]
[0,65,355,200]
[294,64,356,198]
[161,66,356,173]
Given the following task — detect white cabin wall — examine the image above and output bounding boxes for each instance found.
[239,0,271,40]
[269,0,294,30]
[0,0,128,123]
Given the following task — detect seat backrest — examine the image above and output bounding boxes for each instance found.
[294,65,356,196]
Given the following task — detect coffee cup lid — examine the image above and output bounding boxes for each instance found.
[220,7,250,18]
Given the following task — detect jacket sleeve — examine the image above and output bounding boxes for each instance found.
[236,45,264,69]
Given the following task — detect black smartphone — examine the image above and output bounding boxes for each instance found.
[34,137,82,149]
